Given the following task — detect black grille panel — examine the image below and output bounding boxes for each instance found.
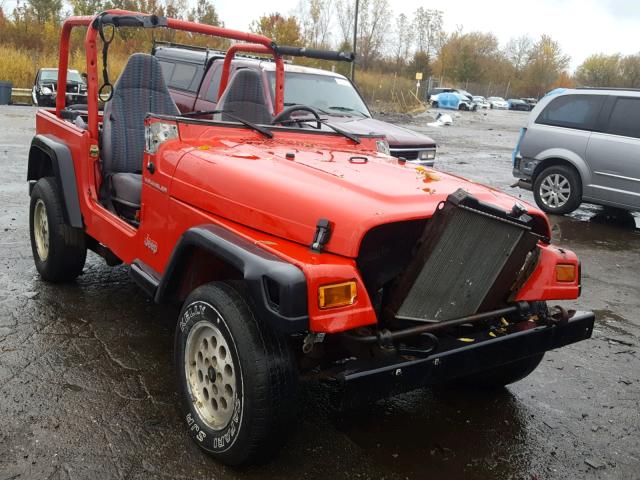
[390,149,419,160]
[387,189,538,322]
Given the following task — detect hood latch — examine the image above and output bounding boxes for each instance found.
[311,218,332,252]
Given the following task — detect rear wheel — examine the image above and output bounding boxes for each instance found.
[175,282,298,466]
[29,177,86,282]
[533,164,582,214]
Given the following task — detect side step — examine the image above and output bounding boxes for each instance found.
[130,260,160,298]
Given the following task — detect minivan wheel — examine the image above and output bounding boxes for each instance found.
[533,165,582,214]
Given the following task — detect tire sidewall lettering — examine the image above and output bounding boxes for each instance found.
[179,300,244,453]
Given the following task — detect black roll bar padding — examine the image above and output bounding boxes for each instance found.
[272,44,355,63]
[93,13,168,29]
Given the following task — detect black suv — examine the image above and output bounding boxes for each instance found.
[32,68,87,107]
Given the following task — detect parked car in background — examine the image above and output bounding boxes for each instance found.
[508,98,532,111]
[473,95,490,109]
[521,97,538,108]
[487,96,509,109]
[431,89,478,111]
[432,91,478,111]
[426,87,454,101]
[512,88,640,214]
[32,68,87,107]
[154,43,438,166]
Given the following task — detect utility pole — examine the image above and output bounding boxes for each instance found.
[350,0,359,82]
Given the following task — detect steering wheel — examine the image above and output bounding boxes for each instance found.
[272,105,322,129]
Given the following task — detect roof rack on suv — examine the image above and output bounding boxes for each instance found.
[152,40,286,64]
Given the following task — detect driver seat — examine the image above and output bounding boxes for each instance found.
[101,53,179,214]
[215,69,272,125]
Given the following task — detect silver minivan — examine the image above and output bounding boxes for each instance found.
[512,88,640,214]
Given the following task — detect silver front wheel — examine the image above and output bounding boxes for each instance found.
[185,319,238,431]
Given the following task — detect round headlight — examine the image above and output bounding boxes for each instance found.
[41,86,53,95]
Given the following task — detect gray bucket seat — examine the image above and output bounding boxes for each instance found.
[215,69,272,125]
[101,53,179,210]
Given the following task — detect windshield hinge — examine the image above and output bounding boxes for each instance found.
[311,218,332,252]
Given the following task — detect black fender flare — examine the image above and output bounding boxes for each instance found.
[27,134,83,228]
[155,224,309,334]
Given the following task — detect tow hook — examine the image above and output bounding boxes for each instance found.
[302,333,325,354]
[550,305,571,325]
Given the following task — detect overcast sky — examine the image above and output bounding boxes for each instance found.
[216,0,640,70]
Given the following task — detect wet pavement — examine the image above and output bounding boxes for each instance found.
[1,106,639,479]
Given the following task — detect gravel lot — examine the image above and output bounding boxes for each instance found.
[0,106,638,480]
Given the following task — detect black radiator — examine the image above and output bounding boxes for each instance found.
[386,189,539,322]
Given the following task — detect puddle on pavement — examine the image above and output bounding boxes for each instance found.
[550,207,640,251]
[335,387,536,479]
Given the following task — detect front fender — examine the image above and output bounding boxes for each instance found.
[156,224,309,333]
[514,243,581,302]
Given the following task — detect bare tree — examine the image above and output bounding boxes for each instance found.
[392,12,413,67]
[336,0,354,48]
[297,0,333,48]
[412,7,443,57]
[505,35,533,72]
[357,0,391,69]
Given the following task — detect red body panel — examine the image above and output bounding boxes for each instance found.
[37,12,582,335]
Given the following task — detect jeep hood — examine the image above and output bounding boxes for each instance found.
[324,115,436,148]
[171,141,546,258]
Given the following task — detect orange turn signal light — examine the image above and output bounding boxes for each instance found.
[318,281,357,309]
[556,264,576,282]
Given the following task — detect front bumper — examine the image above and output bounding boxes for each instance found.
[330,310,594,405]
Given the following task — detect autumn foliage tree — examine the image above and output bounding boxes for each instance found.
[250,13,302,47]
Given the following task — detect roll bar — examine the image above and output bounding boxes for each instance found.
[56,10,279,140]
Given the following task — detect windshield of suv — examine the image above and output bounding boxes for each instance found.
[40,69,84,83]
[267,72,370,118]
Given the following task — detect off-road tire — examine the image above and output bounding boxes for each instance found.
[29,177,86,282]
[174,281,298,466]
[454,302,548,389]
[533,164,582,214]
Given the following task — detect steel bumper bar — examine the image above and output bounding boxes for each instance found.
[331,311,595,405]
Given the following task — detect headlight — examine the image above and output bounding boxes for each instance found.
[376,139,390,155]
[419,150,436,161]
[41,86,53,95]
[145,121,178,153]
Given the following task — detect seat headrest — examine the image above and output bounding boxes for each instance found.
[222,69,267,104]
[114,53,170,93]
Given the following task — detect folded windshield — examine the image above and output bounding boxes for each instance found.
[268,72,370,118]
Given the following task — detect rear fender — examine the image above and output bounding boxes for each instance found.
[155,224,309,333]
[532,149,589,185]
[27,134,83,228]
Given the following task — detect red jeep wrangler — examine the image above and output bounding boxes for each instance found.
[27,11,595,466]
